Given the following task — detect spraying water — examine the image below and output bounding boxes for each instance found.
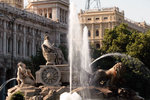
[68,2,82,92]
[90,52,132,65]
[60,2,82,100]
[60,2,92,100]
[0,78,16,92]
[60,92,82,100]
[81,26,92,74]
[80,27,92,98]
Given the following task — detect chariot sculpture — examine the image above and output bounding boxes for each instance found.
[36,35,67,86]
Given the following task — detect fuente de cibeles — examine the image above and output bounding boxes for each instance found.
[2,3,145,100]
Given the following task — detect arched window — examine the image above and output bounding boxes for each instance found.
[18,24,21,31]
[18,40,21,55]
[88,30,91,37]
[49,13,52,18]
[27,42,30,56]
[8,37,11,53]
[96,44,100,49]
[45,13,47,18]
[36,44,39,54]
[36,29,38,34]
[96,30,99,36]
[27,27,30,32]
[0,35,3,52]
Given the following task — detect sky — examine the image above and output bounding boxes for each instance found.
[25,0,150,24]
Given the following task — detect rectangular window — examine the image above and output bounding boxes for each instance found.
[49,13,52,18]
[104,17,108,20]
[88,30,91,37]
[96,18,99,20]
[88,18,91,20]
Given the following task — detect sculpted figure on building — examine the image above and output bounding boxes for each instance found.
[17,62,35,87]
[42,35,66,65]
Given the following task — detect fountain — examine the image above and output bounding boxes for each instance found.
[3,2,146,100]
[60,3,92,100]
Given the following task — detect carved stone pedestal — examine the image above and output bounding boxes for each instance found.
[36,65,61,86]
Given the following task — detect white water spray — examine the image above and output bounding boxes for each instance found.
[81,26,92,74]
[90,53,132,65]
[0,78,16,92]
[60,2,82,100]
[68,2,82,92]
[60,2,92,100]
[80,26,92,89]
[60,92,82,100]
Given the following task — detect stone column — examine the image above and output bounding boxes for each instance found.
[60,8,62,22]
[32,29,35,56]
[52,7,59,21]
[65,11,67,23]
[57,8,60,21]
[52,8,56,20]
[23,26,26,58]
[42,9,45,16]
[47,8,49,18]
[41,31,44,45]
[3,21,6,55]
[63,10,65,23]
[49,8,52,19]
[100,23,103,39]
[61,9,63,22]
[99,23,103,46]
[55,28,60,46]
[91,24,94,44]
[13,23,16,57]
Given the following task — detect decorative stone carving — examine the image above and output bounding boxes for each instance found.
[36,65,61,86]
[54,47,66,65]
[17,62,35,87]
[42,36,56,65]
[90,62,125,87]
[41,35,66,65]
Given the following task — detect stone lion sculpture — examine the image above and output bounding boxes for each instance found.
[42,35,66,65]
[90,62,125,87]
[17,62,35,87]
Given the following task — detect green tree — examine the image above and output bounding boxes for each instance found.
[90,45,101,59]
[100,24,150,98]
[102,24,150,69]
[127,31,150,68]
[102,24,131,53]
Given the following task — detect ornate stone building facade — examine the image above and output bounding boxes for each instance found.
[26,0,69,44]
[0,0,68,99]
[0,0,24,9]
[79,7,150,49]
[26,0,69,24]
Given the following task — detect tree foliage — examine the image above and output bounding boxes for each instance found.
[126,31,150,67]
[102,24,131,53]
[102,23,150,69]
[99,24,150,99]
